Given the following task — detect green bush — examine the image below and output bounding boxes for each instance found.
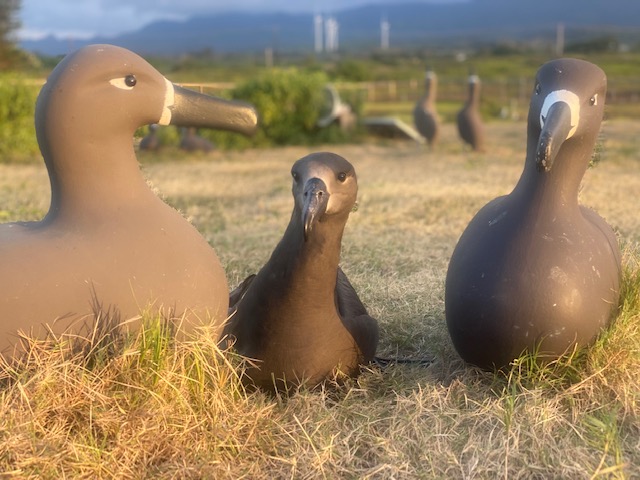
[333,59,372,82]
[0,75,40,162]
[207,68,354,148]
[238,68,327,146]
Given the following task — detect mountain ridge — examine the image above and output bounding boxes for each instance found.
[20,0,640,56]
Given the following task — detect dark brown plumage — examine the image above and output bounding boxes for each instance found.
[223,152,378,392]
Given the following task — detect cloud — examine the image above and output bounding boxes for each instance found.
[19,0,188,39]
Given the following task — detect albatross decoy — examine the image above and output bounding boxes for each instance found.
[223,152,379,391]
[179,127,215,153]
[456,72,485,152]
[413,67,439,147]
[0,44,257,358]
[139,123,161,151]
[445,58,621,369]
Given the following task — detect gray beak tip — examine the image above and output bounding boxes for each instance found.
[170,85,258,136]
[301,178,328,241]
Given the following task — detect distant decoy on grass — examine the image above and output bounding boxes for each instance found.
[139,123,161,151]
[317,84,357,131]
[413,67,439,147]
[223,152,379,392]
[456,72,485,152]
[0,44,257,358]
[445,58,621,369]
[179,127,215,153]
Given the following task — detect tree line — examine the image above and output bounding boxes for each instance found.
[1,0,21,69]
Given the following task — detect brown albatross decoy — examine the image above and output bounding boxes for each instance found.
[0,44,257,358]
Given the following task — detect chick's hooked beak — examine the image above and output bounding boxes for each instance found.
[302,178,329,241]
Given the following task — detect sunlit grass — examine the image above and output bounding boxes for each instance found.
[0,120,638,477]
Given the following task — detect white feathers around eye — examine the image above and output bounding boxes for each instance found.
[109,77,135,91]
[540,89,581,139]
[158,78,175,126]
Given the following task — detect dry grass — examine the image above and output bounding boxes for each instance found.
[0,119,639,478]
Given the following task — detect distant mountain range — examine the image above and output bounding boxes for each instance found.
[20,0,640,57]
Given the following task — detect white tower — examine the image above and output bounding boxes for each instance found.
[555,22,565,56]
[381,17,390,50]
[314,14,324,53]
[325,16,339,52]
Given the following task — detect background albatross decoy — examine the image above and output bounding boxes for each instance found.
[413,67,439,147]
[456,72,485,152]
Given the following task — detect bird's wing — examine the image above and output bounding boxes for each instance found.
[335,267,379,362]
[228,274,257,313]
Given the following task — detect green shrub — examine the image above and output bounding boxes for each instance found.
[0,75,40,162]
[238,68,327,146]
[207,68,352,148]
[333,59,372,82]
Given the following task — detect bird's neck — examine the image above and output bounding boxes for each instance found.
[425,80,437,103]
[513,131,596,211]
[42,134,154,223]
[467,84,479,106]
[273,212,347,299]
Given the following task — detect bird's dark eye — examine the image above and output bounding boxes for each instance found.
[109,75,137,90]
[337,172,347,182]
[534,83,541,95]
[590,94,598,106]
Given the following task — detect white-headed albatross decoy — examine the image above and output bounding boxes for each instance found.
[445,58,621,369]
[456,72,485,152]
[413,67,439,147]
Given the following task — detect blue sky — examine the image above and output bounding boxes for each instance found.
[17,0,465,40]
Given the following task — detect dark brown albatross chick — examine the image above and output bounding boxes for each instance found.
[223,153,379,392]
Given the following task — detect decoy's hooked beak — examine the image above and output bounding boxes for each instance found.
[302,178,329,241]
[159,81,258,136]
[536,90,579,172]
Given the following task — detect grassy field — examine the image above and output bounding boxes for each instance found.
[0,118,639,478]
